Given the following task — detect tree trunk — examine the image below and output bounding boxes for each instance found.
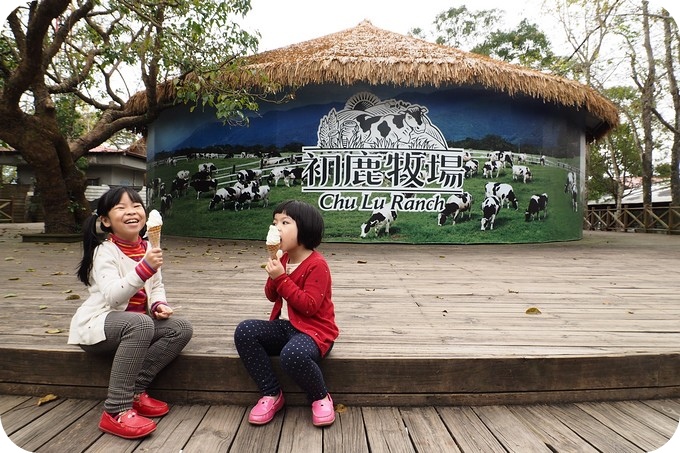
[662,9,680,227]
[1,109,88,234]
[640,1,656,230]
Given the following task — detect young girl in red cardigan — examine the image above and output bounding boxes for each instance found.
[234,200,339,427]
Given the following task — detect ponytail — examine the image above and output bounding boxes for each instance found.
[76,212,103,286]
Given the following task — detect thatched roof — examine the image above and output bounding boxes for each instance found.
[128,20,618,141]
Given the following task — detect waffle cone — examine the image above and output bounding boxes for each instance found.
[147,226,162,248]
[266,243,280,260]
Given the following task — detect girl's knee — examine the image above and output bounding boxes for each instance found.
[234,319,256,342]
[173,317,193,341]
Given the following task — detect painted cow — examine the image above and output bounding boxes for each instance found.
[481,196,501,231]
[360,208,398,238]
[356,106,429,147]
[438,192,473,226]
[485,182,518,210]
[525,193,549,221]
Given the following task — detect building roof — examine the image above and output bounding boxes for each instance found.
[590,180,672,205]
[126,21,618,142]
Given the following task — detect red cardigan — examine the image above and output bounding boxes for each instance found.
[265,250,339,357]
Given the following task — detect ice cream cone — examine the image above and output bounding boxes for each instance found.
[266,243,280,260]
[147,225,162,248]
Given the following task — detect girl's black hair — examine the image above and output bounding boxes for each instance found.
[76,187,146,286]
[273,200,324,250]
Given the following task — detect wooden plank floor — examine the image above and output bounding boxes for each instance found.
[1,224,680,405]
[1,394,679,452]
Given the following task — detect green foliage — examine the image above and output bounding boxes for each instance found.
[411,6,554,70]
[588,122,641,201]
[655,162,671,178]
[472,19,556,70]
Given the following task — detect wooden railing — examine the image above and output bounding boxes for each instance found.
[585,203,680,234]
[0,199,12,223]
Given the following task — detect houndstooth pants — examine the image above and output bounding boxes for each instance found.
[80,311,193,414]
[234,318,330,402]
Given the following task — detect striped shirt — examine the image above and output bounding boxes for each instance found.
[109,234,157,313]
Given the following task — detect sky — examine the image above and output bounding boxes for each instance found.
[1,1,680,451]
[240,0,680,52]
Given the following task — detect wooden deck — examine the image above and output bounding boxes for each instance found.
[1,224,680,405]
[2,394,679,452]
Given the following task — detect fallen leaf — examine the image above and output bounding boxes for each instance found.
[65,294,80,300]
[4,257,15,261]
[62,289,72,294]
[357,260,367,264]
[46,328,62,334]
[26,268,35,272]
[525,307,542,315]
[39,305,48,310]
[37,394,58,406]
[4,293,17,298]
[51,271,65,275]
[42,282,53,286]
[8,277,19,281]
[335,403,348,413]
[508,289,519,294]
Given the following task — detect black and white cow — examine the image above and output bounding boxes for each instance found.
[267,166,288,186]
[360,208,397,238]
[283,167,304,187]
[569,184,578,212]
[438,192,473,226]
[512,165,533,183]
[170,176,189,198]
[486,151,501,161]
[483,160,503,178]
[191,170,211,181]
[159,194,173,216]
[516,153,527,164]
[463,159,479,179]
[564,171,576,194]
[209,187,239,211]
[237,169,263,185]
[481,195,502,231]
[234,182,270,210]
[190,178,218,199]
[525,193,549,221]
[485,182,518,210]
[540,155,546,166]
[198,162,217,175]
[500,151,514,167]
[355,106,429,147]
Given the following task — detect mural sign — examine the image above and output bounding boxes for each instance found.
[146,85,585,244]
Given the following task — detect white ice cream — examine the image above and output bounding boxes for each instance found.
[147,209,163,228]
[266,225,280,246]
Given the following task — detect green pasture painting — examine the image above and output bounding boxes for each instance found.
[147,154,582,245]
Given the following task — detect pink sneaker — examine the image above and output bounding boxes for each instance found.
[248,391,285,425]
[311,394,335,427]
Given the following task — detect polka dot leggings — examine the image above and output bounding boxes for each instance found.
[234,319,329,402]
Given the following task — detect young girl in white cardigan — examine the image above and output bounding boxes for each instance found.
[69,187,192,439]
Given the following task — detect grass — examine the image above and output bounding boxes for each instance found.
[148,157,582,244]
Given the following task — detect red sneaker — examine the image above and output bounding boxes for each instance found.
[248,391,285,425]
[133,392,169,417]
[311,394,335,427]
[99,409,156,439]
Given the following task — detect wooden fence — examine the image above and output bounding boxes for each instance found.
[0,198,12,222]
[585,202,680,234]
